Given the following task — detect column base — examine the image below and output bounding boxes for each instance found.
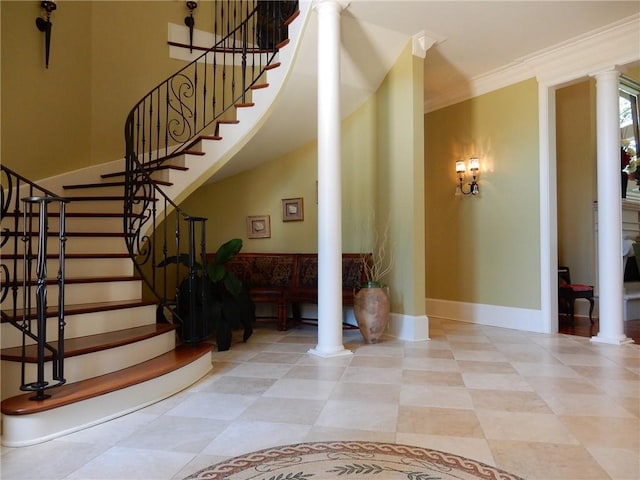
[590,334,634,346]
[308,347,353,358]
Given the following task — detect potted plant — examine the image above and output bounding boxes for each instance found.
[354,223,393,343]
[159,238,255,351]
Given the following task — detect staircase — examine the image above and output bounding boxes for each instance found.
[0,0,308,447]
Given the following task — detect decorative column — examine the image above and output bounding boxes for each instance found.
[308,0,351,358]
[592,69,633,345]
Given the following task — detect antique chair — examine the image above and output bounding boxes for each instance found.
[558,266,594,324]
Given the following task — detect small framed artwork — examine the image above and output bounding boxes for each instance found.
[247,215,271,238]
[282,197,304,222]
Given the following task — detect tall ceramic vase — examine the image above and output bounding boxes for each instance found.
[354,283,390,343]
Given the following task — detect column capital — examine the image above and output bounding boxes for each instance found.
[589,67,621,80]
[312,0,350,14]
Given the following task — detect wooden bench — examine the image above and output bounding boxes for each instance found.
[208,253,369,330]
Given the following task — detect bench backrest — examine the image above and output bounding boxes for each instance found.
[207,252,370,289]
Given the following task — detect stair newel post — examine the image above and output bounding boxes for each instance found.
[54,197,69,385]
[198,217,208,340]
[184,216,208,343]
[23,196,52,400]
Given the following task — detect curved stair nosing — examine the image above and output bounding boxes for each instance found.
[1,328,178,400]
[1,344,213,447]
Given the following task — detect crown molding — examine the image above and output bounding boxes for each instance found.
[412,30,442,59]
[425,13,640,113]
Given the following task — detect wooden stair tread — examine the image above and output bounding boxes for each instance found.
[1,323,177,362]
[235,102,255,108]
[63,179,172,189]
[2,299,157,323]
[4,231,130,238]
[265,62,281,71]
[101,164,188,179]
[1,211,137,219]
[218,119,239,125]
[1,343,212,415]
[251,83,269,90]
[284,8,300,26]
[3,275,142,291]
[1,253,131,261]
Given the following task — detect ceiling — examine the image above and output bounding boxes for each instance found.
[212,0,640,181]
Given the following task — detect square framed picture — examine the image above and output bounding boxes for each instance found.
[247,215,271,238]
[282,197,304,222]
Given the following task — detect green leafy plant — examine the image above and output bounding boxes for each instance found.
[158,238,254,351]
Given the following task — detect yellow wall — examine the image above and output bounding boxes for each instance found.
[556,80,597,286]
[180,43,426,316]
[1,1,216,180]
[2,1,92,178]
[425,78,541,309]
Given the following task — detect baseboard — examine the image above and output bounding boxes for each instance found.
[426,298,546,333]
[387,313,430,341]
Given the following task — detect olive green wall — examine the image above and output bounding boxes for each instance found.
[1,1,216,180]
[556,80,597,286]
[425,78,541,309]
[180,43,426,316]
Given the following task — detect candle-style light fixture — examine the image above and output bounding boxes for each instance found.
[184,1,198,53]
[455,157,480,196]
[35,0,57,68]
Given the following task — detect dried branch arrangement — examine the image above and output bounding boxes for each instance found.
[362,219,393,286]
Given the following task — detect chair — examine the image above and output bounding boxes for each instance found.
[558,266,594,324]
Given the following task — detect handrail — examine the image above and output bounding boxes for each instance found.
[123,1,297,343]
[0,166,68,400]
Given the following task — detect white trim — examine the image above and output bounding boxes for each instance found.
[426,298,546,334]
[425,13,640,112]
[539,82,558,335]
[411,31,439,59]
[387,313,430,341]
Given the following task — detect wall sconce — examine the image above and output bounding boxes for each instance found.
[184,1,198,53]
[455,157,480,196]
[35,0,57,68]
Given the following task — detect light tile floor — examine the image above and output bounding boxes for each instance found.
[1,318,639,480]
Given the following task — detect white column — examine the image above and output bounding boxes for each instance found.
[592,69,633,345]
[308,0,351,357]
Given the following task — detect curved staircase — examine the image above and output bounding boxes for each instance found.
[0,0,309,447]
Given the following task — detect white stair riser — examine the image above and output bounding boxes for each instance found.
[49,200,131,215]
[0,304,157,349]
[1,353,212,447]
[63,185,125,197]
[9,279,142,306]
[10,256,133,281]
[6,215,123,234]
[1,330,176,400]
[11,236,129,255]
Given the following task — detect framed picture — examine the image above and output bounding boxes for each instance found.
[282,197,304,222]
[247,215,271,238]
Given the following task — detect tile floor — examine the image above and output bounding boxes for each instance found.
[1,318,639,480]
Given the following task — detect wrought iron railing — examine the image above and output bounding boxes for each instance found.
[124,1,297,343]
[0,165,68,399]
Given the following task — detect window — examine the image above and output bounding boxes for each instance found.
[620,76,640,200]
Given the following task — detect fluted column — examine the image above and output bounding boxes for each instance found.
[592,69,633,345]
[308,0,351,357]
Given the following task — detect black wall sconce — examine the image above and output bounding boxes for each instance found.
[455,157,480,196]
[184,1,198,53]
[35,0,56,68]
